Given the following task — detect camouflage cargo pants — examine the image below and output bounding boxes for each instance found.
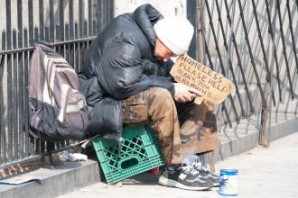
[122,87,219,165]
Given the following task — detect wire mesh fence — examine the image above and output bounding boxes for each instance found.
[196,0,298,127]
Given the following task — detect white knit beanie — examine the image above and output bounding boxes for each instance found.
[154,16,194,56]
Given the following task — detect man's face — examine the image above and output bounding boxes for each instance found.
[154,38,177,62]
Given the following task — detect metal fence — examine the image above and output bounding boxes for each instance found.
[189,0,298,133]
[0,0,114,169]
[1,0,298,169]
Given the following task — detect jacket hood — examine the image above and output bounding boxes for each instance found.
[132,4,163,47]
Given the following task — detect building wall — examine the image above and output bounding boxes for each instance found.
[114,0,187,17]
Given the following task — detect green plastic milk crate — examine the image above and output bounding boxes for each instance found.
[92,126,165,184]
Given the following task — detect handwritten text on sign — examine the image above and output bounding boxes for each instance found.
[170,55,233,104]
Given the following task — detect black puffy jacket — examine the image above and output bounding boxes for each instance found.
[79,4,175,140]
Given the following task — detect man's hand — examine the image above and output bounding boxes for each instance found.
[173,83,201,102]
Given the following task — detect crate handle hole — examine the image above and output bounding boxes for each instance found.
[121,158,139,169]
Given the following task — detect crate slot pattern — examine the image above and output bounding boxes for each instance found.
[93,126,165,184]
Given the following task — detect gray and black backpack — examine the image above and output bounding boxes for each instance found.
[29,43,88,141]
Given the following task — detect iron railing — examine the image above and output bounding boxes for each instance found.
[0,0,114,169]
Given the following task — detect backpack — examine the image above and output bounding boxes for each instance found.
[28,43,88,141]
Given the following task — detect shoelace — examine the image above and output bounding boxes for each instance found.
[179,165,200,176]
[192,161,209,172]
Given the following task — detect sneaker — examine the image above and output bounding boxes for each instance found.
[158,165,213,191]
[192,162,220,187]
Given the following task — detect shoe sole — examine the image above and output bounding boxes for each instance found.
[158,176,212,191]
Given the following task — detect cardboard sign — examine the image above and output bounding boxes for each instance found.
[170,55,233,104]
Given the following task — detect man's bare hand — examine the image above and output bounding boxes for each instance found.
[173,83,201,102]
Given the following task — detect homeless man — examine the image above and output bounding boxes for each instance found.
[79,4,220,191]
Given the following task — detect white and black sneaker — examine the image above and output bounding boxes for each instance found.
[183,154,220,187]
[192,162,220,187]
[158,165,213,191]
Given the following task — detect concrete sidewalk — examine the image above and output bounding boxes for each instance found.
[56,132,298,198]
[0,114,297,198]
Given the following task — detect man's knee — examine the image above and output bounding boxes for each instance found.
[147,87,174,106]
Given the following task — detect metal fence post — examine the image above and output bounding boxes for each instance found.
[259,87,272,147]
[195,0,206,63]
